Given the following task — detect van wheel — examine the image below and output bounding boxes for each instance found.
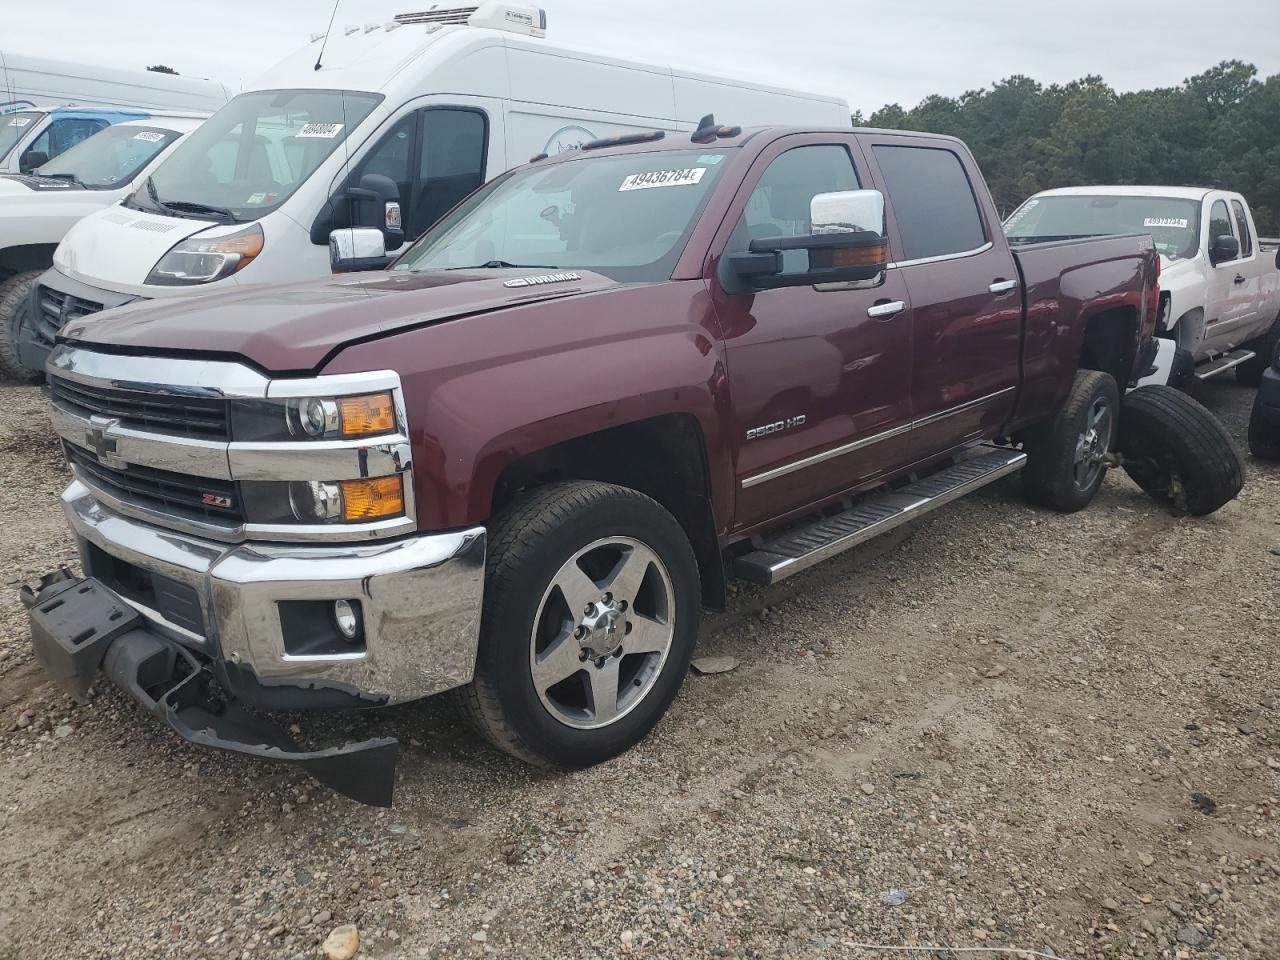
[1021,370,1119,513]
[1119,385,1245,516]
[0,271,42,383]
[1248,391,1280,460]
[1236,316,1280,387]
[456,481,700,768]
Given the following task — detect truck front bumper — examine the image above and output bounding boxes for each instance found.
[24,481,486,803]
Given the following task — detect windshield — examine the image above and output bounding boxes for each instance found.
[1006,194,1203,260]
[1,111,43,162]
[126,89,381,222]
[396,148,732,283]
[37,125,180,188]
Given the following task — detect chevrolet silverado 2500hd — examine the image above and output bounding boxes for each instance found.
[22,124,1242,805]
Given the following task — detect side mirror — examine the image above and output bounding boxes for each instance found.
[19,150,48,174]
[1209,234,1240,265]
[347,173,405,250]
[726,189,889,290]
[329,228,391,273]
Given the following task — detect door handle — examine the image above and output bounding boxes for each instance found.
[989,279,1018,295]
[1234,274,1247,285]
[867,300,907,320]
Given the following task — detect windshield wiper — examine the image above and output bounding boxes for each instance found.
[157,198,241,223]
[446,260,557,270]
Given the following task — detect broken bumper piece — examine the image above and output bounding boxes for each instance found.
[22,571,399,807]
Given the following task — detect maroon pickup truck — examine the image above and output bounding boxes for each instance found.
[21,124,1239,805]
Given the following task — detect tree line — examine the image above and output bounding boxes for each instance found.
[855,61,1280,236]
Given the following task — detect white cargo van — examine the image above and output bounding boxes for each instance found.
[0,50,232,115]
[7,1,849,378]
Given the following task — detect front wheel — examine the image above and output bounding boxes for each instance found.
[456,481,700,768]
[1021,370,1119,512]
[0,271,42,384]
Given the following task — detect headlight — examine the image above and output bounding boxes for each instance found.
[230,391,398,442]
[146,224,264,286]
[242,476,406,524]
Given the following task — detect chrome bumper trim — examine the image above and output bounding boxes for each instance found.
[62,481,486,705]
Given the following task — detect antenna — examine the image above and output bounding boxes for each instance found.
[314,0,342,72]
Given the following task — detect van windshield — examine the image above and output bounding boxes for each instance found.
[1,111,43,162]
[1006,194,1203,260]
[37,124,180,188]
[397,148,731,283]
[125,89,381,222]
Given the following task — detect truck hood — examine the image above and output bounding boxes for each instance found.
[0,178,121,246]
[0,174,84,195]
[60,268,622,372]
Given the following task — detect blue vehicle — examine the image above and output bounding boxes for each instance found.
[0,106,153,175]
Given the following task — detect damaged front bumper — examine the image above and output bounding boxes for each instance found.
[23,481,487,805]
[24,572,400,805]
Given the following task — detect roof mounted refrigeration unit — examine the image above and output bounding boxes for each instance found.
[394,2,548,37]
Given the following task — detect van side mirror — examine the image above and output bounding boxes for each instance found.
[726,189,889,290]
[19,150,48,174]
[329,228,391,273]
[346,173,405,250]
[1209,234,1240,265]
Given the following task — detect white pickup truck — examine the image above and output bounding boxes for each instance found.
[1006,186,1280,387]
[0,116,202,380]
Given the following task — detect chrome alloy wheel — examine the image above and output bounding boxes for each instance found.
[1073,395,1113,491]
[528,537,675,730]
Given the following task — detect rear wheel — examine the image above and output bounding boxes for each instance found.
[1119,385,1245,516]
[1248,390,1280,460]
[1021,370,1119,512]
[456,481,700,768]
[0,271,42,383]
[1236,316,1280,387]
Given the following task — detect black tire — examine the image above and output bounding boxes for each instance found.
[455,481,700,768]
[1021,370,1120,513]
[1236,316,1280,387]
[1119,385,1245,516]
[0,270,42,384]
[1248,390,1280,460]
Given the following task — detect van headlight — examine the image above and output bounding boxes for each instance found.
[146,224,264,286]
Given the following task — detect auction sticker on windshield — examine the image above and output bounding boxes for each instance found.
[1144,217,1190,229]
[7,117,32,127]
[619,168,707,192]
[133,131,165,142]
[297,123,343,139]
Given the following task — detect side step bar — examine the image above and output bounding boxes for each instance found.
[734,446,1027,586]
[1195,349,1255,381]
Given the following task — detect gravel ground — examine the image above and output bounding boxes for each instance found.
[0,380,1276,960]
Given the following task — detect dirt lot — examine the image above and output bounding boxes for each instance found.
[0,380,1276,960]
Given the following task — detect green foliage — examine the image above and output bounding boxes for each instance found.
[861,61,1280,234]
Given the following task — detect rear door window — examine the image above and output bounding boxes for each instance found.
[1230,200,1253,257]
[872,145,987,261]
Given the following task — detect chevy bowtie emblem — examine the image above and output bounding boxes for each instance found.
[86,416,124,467]
[503,272,582,288]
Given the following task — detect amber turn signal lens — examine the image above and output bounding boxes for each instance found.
[340,476,404,521]
[831,241,888,268]
[339,392,396,437]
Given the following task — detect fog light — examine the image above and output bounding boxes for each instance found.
[333,599,362,641]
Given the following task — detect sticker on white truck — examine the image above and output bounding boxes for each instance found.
[7,117,32,127]
[619,168,707,192]
[1144,217,1190,229]
[133,131,166,142]
[296,123,344,139]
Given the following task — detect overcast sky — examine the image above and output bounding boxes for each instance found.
[5,0,1280,114]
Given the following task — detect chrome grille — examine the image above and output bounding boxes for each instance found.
[50,376,230,440]
[35,285,103,346]
[65,443,243,525]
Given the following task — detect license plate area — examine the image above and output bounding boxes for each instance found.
[27,577,143,700]
[83,542,206,638]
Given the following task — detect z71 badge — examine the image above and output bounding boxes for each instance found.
[746,415,806,441]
